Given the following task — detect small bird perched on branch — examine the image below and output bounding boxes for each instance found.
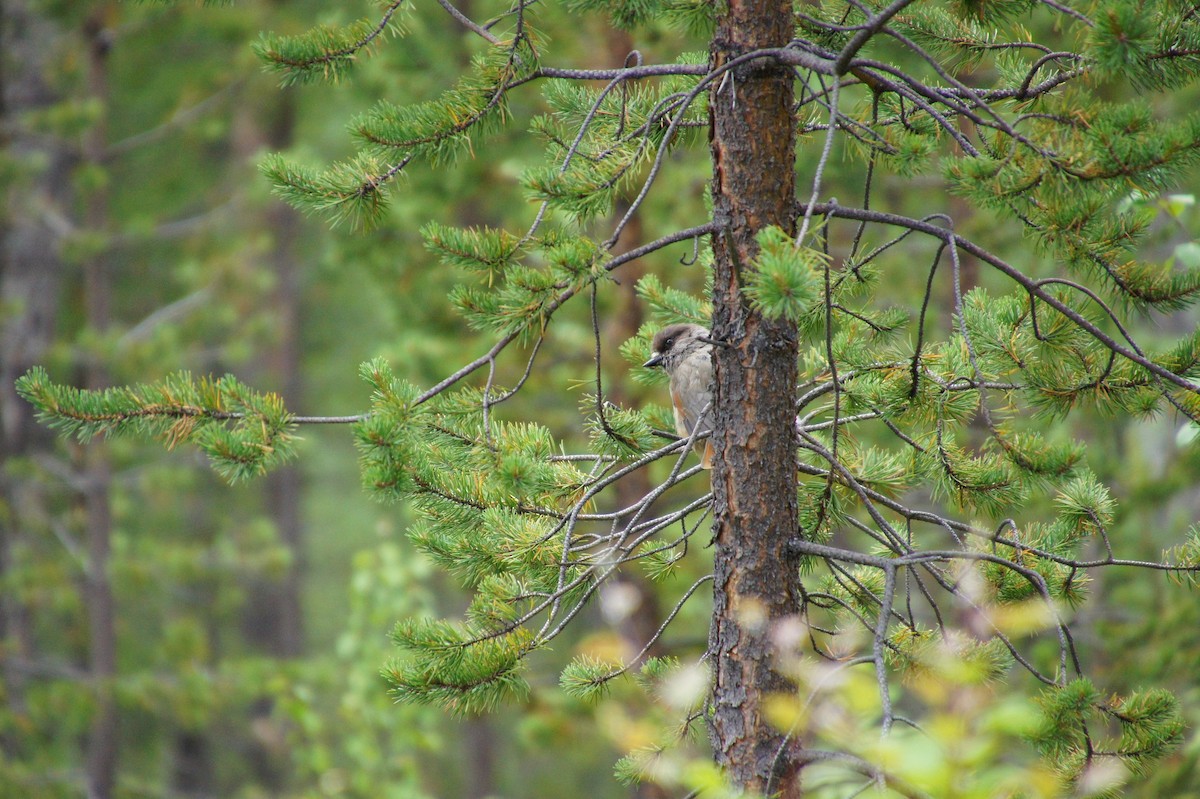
[643,323,714,469]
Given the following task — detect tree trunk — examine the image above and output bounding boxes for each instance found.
[228,81,306,791]
[228,92,307,658]
[707,1,803,796]
[600,24,671,799]
[82,8,118,798]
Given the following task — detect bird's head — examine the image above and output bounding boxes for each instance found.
[643,323,711,371]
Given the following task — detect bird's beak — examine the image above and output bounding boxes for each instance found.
[643,353,663,369]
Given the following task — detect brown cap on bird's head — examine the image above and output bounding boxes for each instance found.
[643,323,709,370]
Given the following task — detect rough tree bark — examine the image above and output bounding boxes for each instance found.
[707,0,803,796]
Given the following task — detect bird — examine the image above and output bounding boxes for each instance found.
[643,323,715,469]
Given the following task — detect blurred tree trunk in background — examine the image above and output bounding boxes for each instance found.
[603,24,667,799]
[231,80,306,791]
[0,0,69,766]
[80,7,118,797]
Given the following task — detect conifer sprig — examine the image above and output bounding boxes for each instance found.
[253,1,409,86]
[261,34,539,228]
[15,367,297,481]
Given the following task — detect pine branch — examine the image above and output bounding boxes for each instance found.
[15,367,298,481]
[254,2,408,86]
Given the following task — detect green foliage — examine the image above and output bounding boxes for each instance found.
[949,0,1037,23]
[253,4,409,86]
[886,628,1013,686]
[1054,472,1115,537]
[353,43,538,163]
[352,359,626,715]
[423,222,527,279]
[560,655,623,702]
[742,226,826,321]
[260,151,395,230]
[894,5,1011,67]
[768,636,1069,799]
[662,0,716,35]
[1086,0,1200,88]
[946,101,1200,308]
[1164,526,1200,586]
[571,0,716,34]
[583,398,659,461]
[441,230,605,336]
[1033,679,1184,787]
[15,366,297,481]
[353,357,426,498]
[524,63,705,221]
[564,0,664,30]
[273,542,440,799]
[387,618,533,714]
[262,37,539,228]
[956,288,1172,420]
[1115,688,1187,772]
[634,272,710,325]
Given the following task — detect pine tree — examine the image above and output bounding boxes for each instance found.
[17,0,1200,796]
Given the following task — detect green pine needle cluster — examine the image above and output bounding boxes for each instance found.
[949,0,1038,23]
[423,222,527,281]
[15,366,297,482]
[956,287,1188,419]
[565,0,715,31]
[440,228,605,337]
[893,5,1014,67]
[525,67,706,222]
[884,628,1014,686]
[354,359,616,706]
[634,272,710,324]
[261,39,538,229]
[742,227,826,322]
[353,42,538,165]
[948,103,1200,307]
[560,655,624,702]
[254,4,409,86]
[1033,679,1184,785]
[260,152,394,230]
[1087,0,1200,89]
[386,618,533,715]
[1164,526,1200,586]
[582,396,659,461]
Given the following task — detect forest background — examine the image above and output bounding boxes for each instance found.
[5,1,1200,798]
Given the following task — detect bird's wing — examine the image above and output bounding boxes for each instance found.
[674,353,713,434]
[670,385,690,439]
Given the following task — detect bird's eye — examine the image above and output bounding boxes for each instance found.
[664,337,674,349]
